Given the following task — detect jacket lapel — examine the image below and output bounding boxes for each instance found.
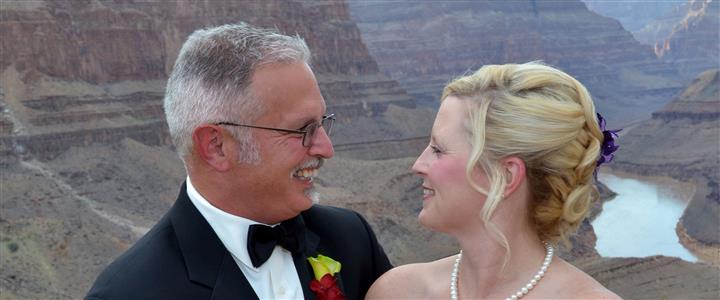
[210,253,258,300]
[170,183,259,299]
[295,215,320,300]
[295,214,348,300]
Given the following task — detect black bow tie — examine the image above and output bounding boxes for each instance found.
[247,216,306,268]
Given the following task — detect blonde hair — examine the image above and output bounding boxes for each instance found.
[442,62,603,262]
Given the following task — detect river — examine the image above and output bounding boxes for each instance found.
[592,172,698,262]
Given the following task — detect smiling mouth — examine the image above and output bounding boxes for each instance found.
[423,186,435,197]
[292,159,323,182]
[293,167,318,181]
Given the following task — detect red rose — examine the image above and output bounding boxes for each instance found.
[309,274,346,300]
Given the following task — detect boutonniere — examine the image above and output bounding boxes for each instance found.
[307,254,346,300]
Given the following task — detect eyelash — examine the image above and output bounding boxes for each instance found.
[430,145,442,155]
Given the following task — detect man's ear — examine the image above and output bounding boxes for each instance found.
[502,156,526,197]
[192,125,233,172]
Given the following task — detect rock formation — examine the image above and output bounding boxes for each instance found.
[623,0,719,81]
[632,1,692,46]
[655,0,720,81]
[582,0,685,32]
[575,255,719,299]
[0,0,424,152]
[347,0,684,127]
[613,69,719,264]
[1,139,186,299]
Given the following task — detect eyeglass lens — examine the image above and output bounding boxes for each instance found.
[302,116,334,147]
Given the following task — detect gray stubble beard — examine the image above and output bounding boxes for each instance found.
[306,186,320,204]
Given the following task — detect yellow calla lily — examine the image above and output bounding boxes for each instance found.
[307,254,342,281]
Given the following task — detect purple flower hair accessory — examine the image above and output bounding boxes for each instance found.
[595,113,621,179]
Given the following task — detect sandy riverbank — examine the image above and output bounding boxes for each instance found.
[677,221,720,267]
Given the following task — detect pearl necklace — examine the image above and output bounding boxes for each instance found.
[450,242,554,300]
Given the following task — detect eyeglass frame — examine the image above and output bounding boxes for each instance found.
[215,113,335,147]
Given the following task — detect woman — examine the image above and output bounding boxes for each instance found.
[367,62,620,299]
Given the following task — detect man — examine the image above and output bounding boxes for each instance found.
[86,23,392,300]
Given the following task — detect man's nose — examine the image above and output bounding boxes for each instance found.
[308,127,334,158]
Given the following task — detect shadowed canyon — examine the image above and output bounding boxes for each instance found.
[1,1,718,299]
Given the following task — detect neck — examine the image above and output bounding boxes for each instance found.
[189,171,231,208]
[453,220,547,298]
[188,168,260,219]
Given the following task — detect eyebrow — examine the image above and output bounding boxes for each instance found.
[294,114,324,130]
[295,119,314,130]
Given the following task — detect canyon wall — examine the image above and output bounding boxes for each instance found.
[347,0,684,126]
[603,0,720,81]
[582,0,686,32]
[655,0,720,80]
[0,0,424,149]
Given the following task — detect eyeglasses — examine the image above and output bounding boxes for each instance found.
[216,113,335,147]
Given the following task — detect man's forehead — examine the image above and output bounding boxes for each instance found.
[254,95,326,125]
[248,61,325,119]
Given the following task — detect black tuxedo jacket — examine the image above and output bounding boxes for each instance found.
[86,183,392,300]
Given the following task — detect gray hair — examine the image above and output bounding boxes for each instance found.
[164,22,311,163]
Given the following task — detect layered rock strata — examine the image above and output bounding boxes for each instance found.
[574,255,719,299]
[632,1,694,46]
[618,0,720,81]
[0,0,417,159]
[582,0,686,32]
[347,0,683,126]
[655,0,720,80]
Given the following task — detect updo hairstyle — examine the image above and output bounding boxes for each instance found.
[442,62,604,250]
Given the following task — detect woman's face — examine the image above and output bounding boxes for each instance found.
[411,96,490,232]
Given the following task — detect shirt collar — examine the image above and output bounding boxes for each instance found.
[186,177,270,270]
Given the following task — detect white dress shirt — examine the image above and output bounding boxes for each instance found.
[186,177,304,299]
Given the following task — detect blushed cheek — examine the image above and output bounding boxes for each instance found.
[428,160,471,199]
[432,160,468,182]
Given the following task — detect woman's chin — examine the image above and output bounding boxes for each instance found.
[417,210,437,230]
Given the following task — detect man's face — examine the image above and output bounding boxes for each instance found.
[231,62,334,224]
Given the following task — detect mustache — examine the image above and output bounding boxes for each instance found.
[292,158,324,172]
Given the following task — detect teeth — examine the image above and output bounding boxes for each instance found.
[423,188,435,196]
[294,168,318,179]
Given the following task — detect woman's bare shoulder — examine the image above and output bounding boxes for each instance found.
[552,259,621,299]
[365,256,456,299]
[565,278,621,299]
[571,276,621,299]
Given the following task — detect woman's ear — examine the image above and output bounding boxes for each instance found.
[191,125,232,172]
[502,156,526,197]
